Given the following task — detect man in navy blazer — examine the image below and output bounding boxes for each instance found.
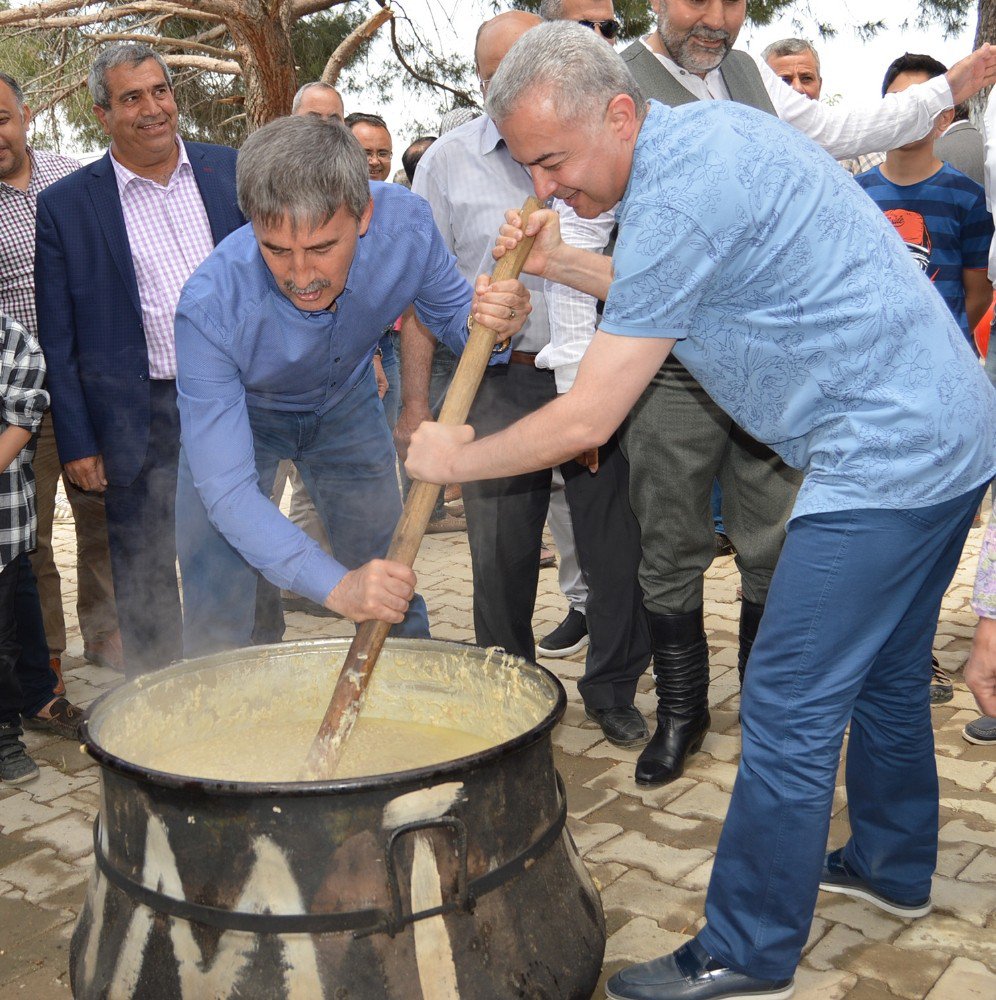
[34,43,245,677]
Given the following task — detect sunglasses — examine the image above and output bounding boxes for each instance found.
[578,18,621,39]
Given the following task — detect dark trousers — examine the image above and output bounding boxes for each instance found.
[0,555,58,726]
[103,379,182,677]
[561,433,651,710]
[621,359,802,614]
[463,363,557,661]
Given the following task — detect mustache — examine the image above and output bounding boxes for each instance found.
[284,278,332,295]
[690,27,731,43]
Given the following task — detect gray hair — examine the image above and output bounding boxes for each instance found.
[0,72,25,111]
[291,80,340,114]
[760,38,821,76]
[538,0,566,18]
[88,43,173,109]
[237,114,370,229]
[486,21,643,129]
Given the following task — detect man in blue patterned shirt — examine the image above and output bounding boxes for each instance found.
[406,24,996,1000]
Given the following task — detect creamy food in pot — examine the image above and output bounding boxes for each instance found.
[147,716,493,781]
[94,645,552,783]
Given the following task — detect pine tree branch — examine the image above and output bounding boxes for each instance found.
[322,6,392,83]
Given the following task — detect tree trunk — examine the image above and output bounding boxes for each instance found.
[970,0,996,122]
[226,0,298,129]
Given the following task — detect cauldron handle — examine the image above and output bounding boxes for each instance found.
[304,197,544,779]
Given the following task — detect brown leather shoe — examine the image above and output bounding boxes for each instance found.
[83,630,125,672]
[49,657,66,697]
[425,513,467,534]
[23,697,84,741]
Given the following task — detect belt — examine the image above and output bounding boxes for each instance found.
[508,351,537,367]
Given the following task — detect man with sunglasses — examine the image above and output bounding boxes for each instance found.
[539,0,620,44]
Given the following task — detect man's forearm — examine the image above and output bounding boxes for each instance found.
[0,426,32,475]
[963,269,993,334]
[450,394,597,483]
[399,306,436,408]
[546,244,614,302]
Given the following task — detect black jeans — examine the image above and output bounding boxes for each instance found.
[0,554,57,726]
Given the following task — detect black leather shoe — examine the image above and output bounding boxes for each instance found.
[584,705,650,748]
[819,848,931,918]
[605,939,794,1000]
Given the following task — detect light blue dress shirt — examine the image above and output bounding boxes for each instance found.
[602,101,996,518]
[174,182,473,600]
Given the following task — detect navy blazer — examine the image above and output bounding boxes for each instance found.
[34,141,245,487]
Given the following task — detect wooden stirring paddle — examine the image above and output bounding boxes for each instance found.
[303,196,543,779]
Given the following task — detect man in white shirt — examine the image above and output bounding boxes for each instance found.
[401,12,597,698]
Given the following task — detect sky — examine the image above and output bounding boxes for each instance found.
[364,0,977,143]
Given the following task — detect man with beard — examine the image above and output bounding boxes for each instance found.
[610,0,987,789]
[0,71,121,689]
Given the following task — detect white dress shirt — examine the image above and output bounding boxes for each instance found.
[538,205,615,391]
[982,90,996,283]
[412,115,550,353]
[110,139,215,379]
[644,40,954,158]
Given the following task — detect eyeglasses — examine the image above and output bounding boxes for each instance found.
[578,18,621,40]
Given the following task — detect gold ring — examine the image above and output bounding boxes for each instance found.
[509,308,516,319]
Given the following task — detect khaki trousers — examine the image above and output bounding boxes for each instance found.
[29,414,118,656]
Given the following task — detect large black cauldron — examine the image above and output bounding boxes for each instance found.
[70,638,606,999]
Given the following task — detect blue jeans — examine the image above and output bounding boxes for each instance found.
[177,371,429,658]
[710,479,724,534]
[379,331,400,433]
[697,484,986,980]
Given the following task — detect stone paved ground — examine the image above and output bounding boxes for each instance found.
[1,501,994,999]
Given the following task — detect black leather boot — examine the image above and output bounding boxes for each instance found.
[737,599,765,689]
[635,608,711,786]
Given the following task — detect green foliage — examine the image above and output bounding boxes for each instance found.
[293,7,367,84]
[745,1,803,25]
[915,0,975,36]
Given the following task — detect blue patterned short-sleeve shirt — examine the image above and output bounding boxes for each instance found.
[601,100,996,518]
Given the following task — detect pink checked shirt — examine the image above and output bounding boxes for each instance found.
[110,139,216,379]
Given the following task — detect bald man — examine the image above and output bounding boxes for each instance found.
[399,12,599,703]
[290,81,344,121]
